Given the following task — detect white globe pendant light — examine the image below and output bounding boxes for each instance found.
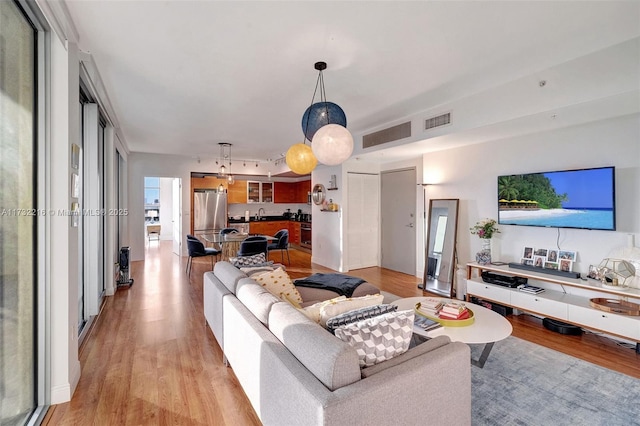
[312,124,354,165]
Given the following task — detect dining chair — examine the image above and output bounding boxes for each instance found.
[267,229,290,264]
[186,235,220,277]
[237,236,268,257]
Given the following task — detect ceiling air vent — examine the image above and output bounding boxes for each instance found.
[424,112,451,130]
[362,121,412,148]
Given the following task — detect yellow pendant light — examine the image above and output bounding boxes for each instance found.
[286,143,317,175]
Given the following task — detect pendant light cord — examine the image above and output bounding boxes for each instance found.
[320,71,330,121]
[303,69,326,143]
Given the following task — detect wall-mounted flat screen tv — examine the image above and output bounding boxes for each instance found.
[497,166,615,231]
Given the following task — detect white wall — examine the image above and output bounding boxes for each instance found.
[49,37,81,404]
[422,113,640,275]
[311,164,344,271]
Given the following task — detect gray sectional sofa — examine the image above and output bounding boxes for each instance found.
[203,261,471,426]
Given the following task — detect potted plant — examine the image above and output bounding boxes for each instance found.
[470,219,499,264]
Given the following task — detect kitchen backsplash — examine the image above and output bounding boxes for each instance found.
[228,203,310,220]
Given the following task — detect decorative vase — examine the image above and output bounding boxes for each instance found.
[476,239,491,265]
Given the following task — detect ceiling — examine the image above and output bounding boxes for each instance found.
[64,1,640,165]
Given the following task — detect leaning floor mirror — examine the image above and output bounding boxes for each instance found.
[421,198,459,298]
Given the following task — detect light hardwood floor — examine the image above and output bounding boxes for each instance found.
[44,241,640,424]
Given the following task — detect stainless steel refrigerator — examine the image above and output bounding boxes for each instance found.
[193,190,227,238]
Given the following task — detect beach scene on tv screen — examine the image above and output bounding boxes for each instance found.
[498,167,615,230]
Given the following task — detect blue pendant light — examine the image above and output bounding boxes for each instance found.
[300,62,348,141]
[301,101,347,141]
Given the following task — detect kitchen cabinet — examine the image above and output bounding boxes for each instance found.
[248,221,267,235]
[250,220,288,236]
[288,222,301,245]
[191,176,226,190]
[248,181,273,203]
[297,180,311,203]
[274,182,296,203]
[274,180,311,203]
[227,180,247,204]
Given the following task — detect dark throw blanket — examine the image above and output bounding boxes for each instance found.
[294,273,366,297]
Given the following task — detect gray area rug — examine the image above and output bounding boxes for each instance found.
[470,337,640,426]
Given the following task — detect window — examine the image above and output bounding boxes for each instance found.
[0,1,37,422]
[145,177,160,222]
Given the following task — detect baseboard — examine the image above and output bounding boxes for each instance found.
[50,383,71,405]
[51,359,81,404]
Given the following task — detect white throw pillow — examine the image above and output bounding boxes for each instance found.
[253,267,304,308]
[299,296,348,323]
[240,265,275,277]
[318,294,384,327]
[334,310,414,367]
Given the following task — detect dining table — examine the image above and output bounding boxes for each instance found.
[200,232,276,260]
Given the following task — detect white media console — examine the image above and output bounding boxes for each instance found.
[466,262,640,347]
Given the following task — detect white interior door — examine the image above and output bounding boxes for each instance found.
[381,168,417,275]
[172,178,181,255]
[346,173,380,270]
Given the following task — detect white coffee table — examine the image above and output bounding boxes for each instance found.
[392,297,512,368]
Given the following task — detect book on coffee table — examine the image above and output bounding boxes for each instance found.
[414,315,442,331]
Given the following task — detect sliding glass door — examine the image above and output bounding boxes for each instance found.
[0,0,37,423]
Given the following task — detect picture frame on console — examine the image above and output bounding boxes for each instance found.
[559,250,577,261]
[545,262,559,270]
[519,246,577,273]
[533,255,545,267]
[534,248,548,257]
[560,259,573,272]
[514,246,580,278]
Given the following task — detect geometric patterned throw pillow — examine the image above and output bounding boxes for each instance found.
[326,304,398,333]
[334,310,414,367]
[229,252,267,267]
